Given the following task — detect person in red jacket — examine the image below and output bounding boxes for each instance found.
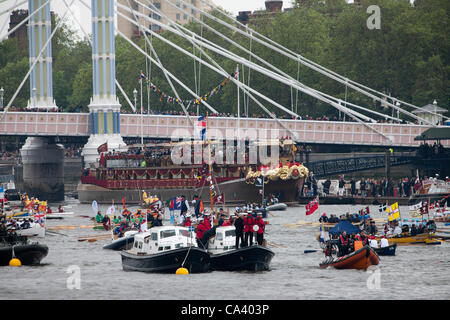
[243,211,255,247]
[183,213,192,227]
[255,212,266,245]
[196,217,206,247]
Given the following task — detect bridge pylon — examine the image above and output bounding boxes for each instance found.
[82,0,126,166]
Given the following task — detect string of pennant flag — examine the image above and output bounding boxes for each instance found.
[139,71,238,106]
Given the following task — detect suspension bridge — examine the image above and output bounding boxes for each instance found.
[0,0,448,200]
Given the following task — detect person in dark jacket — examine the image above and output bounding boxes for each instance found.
[233,212,244,249]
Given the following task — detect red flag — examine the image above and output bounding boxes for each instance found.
[306,197,319,216]
[122,197,126,209]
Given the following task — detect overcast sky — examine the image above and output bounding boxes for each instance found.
[0,1,296,39]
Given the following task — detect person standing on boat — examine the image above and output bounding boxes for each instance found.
[58,205,64,213]
[196,217,207,248]
[255,212,266,245]
[338,231,350,257]
[183,213,192,227]
[180,195,189,215]
[243,211,256,247]
[234,212,244,249]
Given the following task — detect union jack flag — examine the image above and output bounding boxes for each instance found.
[139,71,147,83]
[34,212,45,226]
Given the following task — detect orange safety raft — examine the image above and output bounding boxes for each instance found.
[319,245,380,270]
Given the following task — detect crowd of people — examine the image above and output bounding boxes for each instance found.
[315,175,444,198]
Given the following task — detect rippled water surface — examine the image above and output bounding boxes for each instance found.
[1,199,449,300]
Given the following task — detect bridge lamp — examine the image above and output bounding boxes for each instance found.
[32,87,37,108]
[0,87,4,109]
[133,88,138,113]
[396,101,400,121]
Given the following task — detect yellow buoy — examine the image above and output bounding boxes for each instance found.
[9,258,22,267]
[175,267,189,275]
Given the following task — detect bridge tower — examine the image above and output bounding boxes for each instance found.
[82,0,126,166]
[20,0,64,201]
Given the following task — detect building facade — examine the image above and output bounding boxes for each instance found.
[117,0,213,38]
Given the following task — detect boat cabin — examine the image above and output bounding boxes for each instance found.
[208,226,237,254]
[129,226,197,255]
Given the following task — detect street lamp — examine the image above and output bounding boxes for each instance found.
[32,87,37,108]
[0,87,4,110]
[396,101,400,122]
[133,88,138,113]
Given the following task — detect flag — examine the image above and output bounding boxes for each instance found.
[378,203,387,212]
[0,185,4,202]
[306,196,319,216]
[97,142,107,154]
[198,115,207,141]
[409,202,422,217]
[34,212,45,227]
[199,199,204,213]
[387,202,400,221]
[92,200,98,215]
[234,66,239,79]
[139,71,147,83]
[140,218,148,232]
[420,200,429,215]
[170,196,182,211]
[122,197,126,209]
[215,193,225,204]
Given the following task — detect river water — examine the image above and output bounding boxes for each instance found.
[1,199,449,300]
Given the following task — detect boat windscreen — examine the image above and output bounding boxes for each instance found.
[178,229,193,237]
[225,230,236,237]
[160,230,176,239]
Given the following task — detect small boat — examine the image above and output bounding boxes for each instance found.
[380,233,434,245]
[45,212,74,219]
[208,226,275,271]
[373,243,397,256]
[16,223,45,238]
[103,230,138,251]
[320,245,380,270]
[266,203,287,211]
[0,240,48,266]
[120,226,210,273]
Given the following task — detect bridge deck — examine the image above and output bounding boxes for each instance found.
[1,112,446,147]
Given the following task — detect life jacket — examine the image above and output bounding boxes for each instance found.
[256,217,265,234]
[243,216,255,233]
[184,219,192,227]
[339,235,348,245]
[222,220,231,227]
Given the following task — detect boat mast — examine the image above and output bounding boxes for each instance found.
[206,112,214,216]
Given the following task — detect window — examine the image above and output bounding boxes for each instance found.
[151,233,158,241]
[183,14,188,20]
[154,2,161,9]
[164,246,171,250]
[225,230,236,237]
[215,233,223,241]
[176,13,180,20]
[160,229,176,239]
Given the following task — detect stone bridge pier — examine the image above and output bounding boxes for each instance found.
[20,137,64,201]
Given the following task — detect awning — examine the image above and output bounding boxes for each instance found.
[414,127,450,141]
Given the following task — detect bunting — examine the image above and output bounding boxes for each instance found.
[142,71,237,106]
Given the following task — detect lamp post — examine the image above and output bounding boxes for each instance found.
[133,88,137,113]
[396,101,400,122]
[32,87,37,109]
[0,87,4,110]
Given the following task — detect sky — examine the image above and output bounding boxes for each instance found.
[0,1,295,39]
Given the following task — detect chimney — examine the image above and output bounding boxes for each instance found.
[265,1,283,12]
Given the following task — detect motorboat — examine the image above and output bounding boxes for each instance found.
[120,226,210,273]
[103,230,138,251]
[0,237,48,266]
[208,226,275,271]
